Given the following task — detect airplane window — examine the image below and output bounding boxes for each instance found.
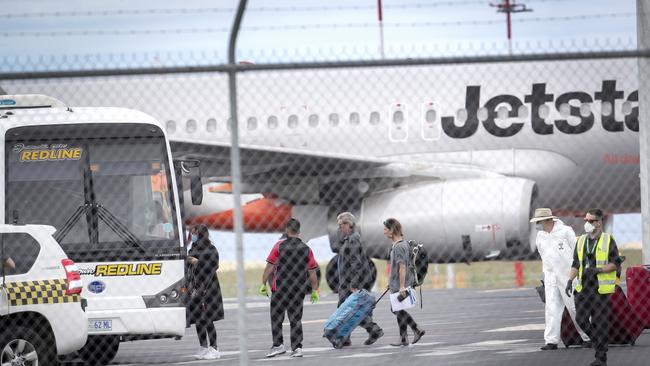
[477,107,488,122]
[247,117,258,130]
[369,111,381,125]
[558,103,570,118]
[329,113,339,127]
[166,120,176,134]
[538,105,550,119]
[579,103,591,118]
[601,101,613,116]
[268,115,278,129]
[518,105,529,119]
[349,112,360,125]
[496,105,509,119]
[308,114,319,127]
[226,117,232,132]
[393,110,404,124]
[424,110,435,123]
[622,101,633,115]
[186,119,197,134]
[456,109,467,123]
[288,114,299,129]
[206,118,217,133]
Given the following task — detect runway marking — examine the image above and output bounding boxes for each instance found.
[466,339,528,346]
[224,300,338,310]
[337,352,395,358]
[483,324,545,332]
[255,355,316,361]
[376,342,442,350]
[414,339,531,357]
[283,319,327,326]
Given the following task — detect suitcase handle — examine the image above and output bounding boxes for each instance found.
[375,288,390,305]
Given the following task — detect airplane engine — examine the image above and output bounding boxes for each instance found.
[358,177,537,263]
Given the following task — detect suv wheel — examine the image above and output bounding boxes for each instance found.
[0,325,55,366]
[78,335,120,365]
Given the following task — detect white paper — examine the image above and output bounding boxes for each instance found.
[389,288,417,311]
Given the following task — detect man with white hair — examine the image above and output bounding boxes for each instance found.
[331,212,383,347]
[531,208,589,350]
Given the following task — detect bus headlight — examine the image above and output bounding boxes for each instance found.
[170,289,179,299]
[159,294,168,304]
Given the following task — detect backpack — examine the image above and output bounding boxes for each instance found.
[407,240,429,308]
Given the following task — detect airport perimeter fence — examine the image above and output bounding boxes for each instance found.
[1,36,650,366]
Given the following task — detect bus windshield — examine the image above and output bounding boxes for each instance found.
[5,123,181,262]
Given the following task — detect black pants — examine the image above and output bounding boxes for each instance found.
[393,310,419,340]
[195,312,217,348]
[575,290,610,362]
[270,291,304,351]
[338,288,382,336]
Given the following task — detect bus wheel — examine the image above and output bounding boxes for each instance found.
[0,325,56,366]
[78,335,120,365]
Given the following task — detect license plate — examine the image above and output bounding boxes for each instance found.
[88,319,112,331]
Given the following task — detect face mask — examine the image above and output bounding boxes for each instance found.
[584,222,595,234]
[191,234,198,243]
[535,223,544,231]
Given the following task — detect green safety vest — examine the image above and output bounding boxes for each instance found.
[575,233,616,294]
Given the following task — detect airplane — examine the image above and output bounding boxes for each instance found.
[1,56,640,290]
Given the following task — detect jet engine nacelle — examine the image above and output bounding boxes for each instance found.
[358,177,537,262]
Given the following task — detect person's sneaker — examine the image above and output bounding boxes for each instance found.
[265,344,286,358]
[582,341,593,348]
[390,339,409,347]
[364,329,384,346]
[412,329,426,344]
[193,347,209,360]
[290,348,303,358]
[203,347,221,360]
[540,343,558,350]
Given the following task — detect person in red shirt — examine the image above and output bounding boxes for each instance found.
[260,218,319,358]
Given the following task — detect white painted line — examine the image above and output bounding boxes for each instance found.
[337,352,395,358]
[466,339,528,346]
[483,324,545,332]
[224,300,338,310]
[376,342,442,350]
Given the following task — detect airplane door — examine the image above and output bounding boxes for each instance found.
[421,101,440,141]
[389,103,408,142]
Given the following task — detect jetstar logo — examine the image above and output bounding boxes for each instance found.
[441,80,638,138]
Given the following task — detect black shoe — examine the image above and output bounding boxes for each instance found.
[342,339,351,347]
[364,329,384,346]
[390,339,409,347]
[582,341,593,348]
[412,329,425,344]
[540,343,558,350]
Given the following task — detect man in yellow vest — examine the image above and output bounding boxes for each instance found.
[565,209,621,366]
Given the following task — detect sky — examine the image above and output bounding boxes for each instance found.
[0,0,639,70]
[0,0,643,259]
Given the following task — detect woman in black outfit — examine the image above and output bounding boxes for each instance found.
[187,224,224,360]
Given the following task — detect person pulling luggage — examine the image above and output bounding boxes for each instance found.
[332,212,384,347]
[566,209,622,366]
[530,208,589,350]
[383,218,425,347]
[260,218,320,358]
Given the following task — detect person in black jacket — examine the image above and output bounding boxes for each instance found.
[187,224,224,360]
[332,212,383,347]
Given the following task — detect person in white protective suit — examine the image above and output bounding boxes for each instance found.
[531,208,590,350]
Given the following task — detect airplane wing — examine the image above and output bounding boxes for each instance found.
[171,139,503,205]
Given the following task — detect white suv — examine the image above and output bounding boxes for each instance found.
[0,224,88,365]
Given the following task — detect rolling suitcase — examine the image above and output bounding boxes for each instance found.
[625,265,650,329]
[561,308,584,348]
[609,285,643,345]
[323,289,383,348]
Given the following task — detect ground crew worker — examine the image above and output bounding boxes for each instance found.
[332,212,384,347]
[260,218,320,358]
[566,209,621,366]
[530,208,589,350]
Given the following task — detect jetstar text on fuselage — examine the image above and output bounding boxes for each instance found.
[441,80,638,138]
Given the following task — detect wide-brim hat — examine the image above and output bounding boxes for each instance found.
[530,208,557,223]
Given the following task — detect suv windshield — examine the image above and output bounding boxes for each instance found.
[5,123,180,262]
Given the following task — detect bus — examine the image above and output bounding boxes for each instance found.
[0,94,200,364]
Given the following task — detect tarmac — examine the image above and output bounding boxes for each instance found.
[65,287,650,365]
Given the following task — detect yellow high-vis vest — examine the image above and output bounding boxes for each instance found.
[575,233,616,294]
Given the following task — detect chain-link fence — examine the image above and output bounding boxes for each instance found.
[1,2,650,365]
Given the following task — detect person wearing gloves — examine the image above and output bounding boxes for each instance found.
[260,218,320,358]
[566,209,621,366]
[531,208,590,350]
[332,212,384,347]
